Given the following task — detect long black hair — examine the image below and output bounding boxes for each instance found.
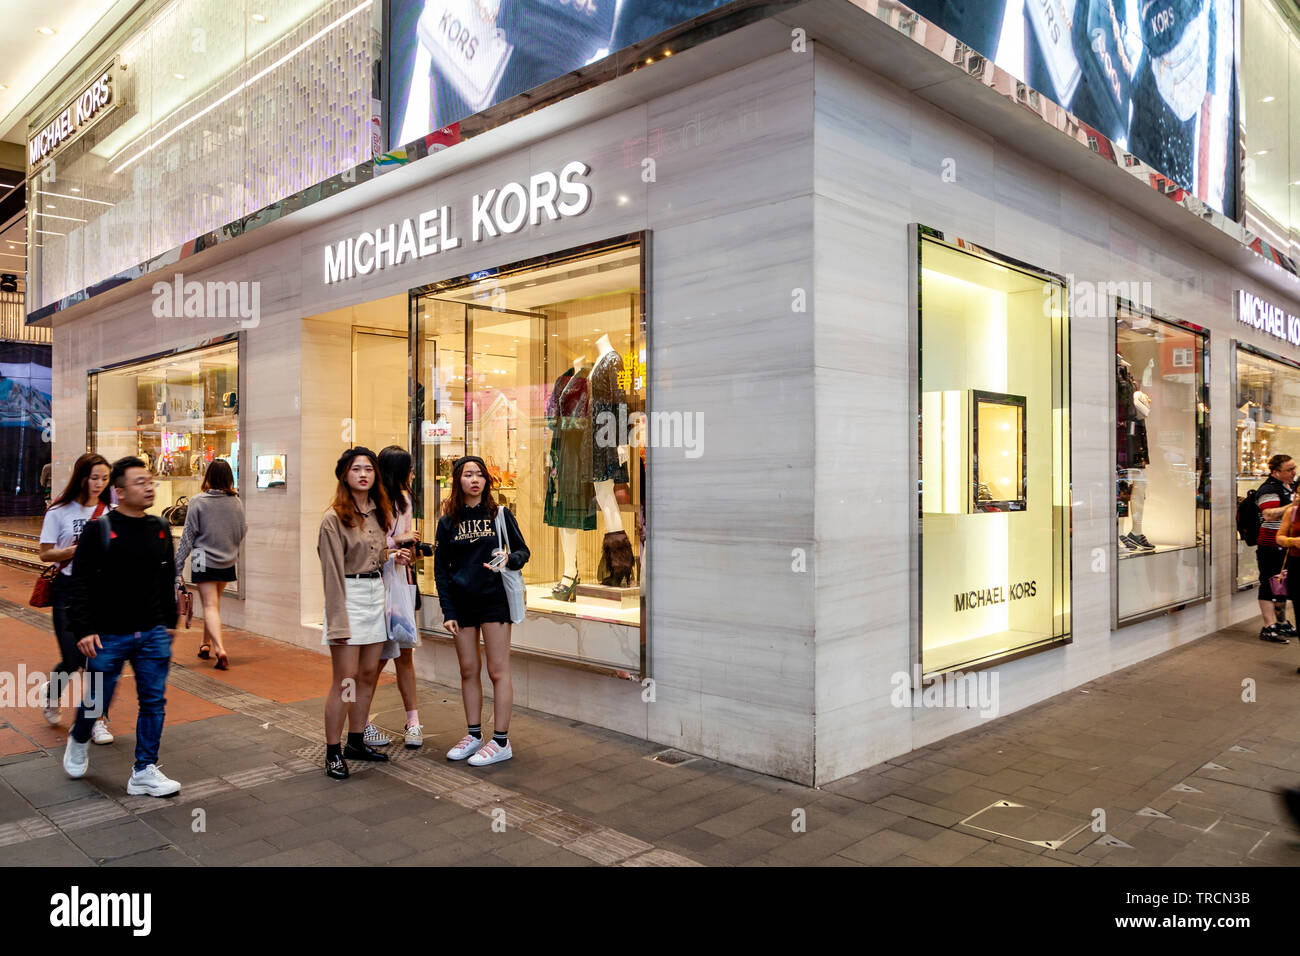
[50,453,112,509]
[377,445,412,524]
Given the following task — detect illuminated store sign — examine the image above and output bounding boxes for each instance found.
[28,58,119,170]
[323,160,592,285]
[1237,290,1300,347]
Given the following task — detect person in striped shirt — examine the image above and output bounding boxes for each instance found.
[1256,454,1297,643]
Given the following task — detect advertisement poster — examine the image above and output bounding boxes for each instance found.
[387,0,733,150]
[907,0,1238,219]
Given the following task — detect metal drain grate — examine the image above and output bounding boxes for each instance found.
[648,748,699,767]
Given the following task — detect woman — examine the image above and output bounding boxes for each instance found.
[175,460,247,670]
[318,447,402,779]
[37,453,113,743]
[361,446,424,750]
[1272,502,1300,671]
[434,455,529,767]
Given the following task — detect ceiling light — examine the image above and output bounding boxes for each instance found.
[173,73,186,80]
[1257,149,1270,156]
[36,26,55,36]
[0,84,7,91]
[70,187,80,193]
[46,204,54,209]
[1262,95,1276,103]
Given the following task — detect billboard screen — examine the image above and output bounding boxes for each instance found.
[387,0,732,150]
[907,0,1238,219]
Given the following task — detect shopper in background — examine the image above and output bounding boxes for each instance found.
[361,445,424,750]
[175,459,247,670]
[37,453,114,743]
[62,456,182,797]
[434,455,529,767]
[1255,454,1296,643]
[317,447,397,779]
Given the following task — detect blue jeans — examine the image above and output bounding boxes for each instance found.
[71,625,172,772]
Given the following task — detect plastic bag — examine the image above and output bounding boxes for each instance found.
[382,557,418,643]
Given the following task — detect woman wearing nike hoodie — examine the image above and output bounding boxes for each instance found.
[434,455,529,766]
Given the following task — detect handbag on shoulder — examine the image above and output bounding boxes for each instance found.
[30,501,106,607]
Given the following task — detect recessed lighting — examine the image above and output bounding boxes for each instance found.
[1257,149,1271,156]
[46,204,54,209]
[36,26,55,36]
[173,73,186,80]
[645,57,653,65]
[70,187,79,193]
[664,50,672,57]
[1262,95,1276,103]
[251,12,266,22]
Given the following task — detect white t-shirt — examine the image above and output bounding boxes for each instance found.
[39,501,103,576]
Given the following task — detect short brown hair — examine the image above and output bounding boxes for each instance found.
[202,459,237,495]
[1269,454,1294,474]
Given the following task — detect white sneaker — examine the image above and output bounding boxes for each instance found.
[63,735,89,778]
[126,764,181,797]
[363,722,391,747]
[41,682,60,727]
[467,740,512,767]
[90,718,113,745]
[446,734,484,761]
[404,724,423,749]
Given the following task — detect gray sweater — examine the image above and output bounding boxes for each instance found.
[175,491,247,572]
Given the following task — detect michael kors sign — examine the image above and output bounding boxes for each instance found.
[28,58,120,171]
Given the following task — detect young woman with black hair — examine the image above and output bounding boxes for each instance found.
[434,455,529,766]
[317,446,406,779]
[360,445,425,750]
[37,453,113,741]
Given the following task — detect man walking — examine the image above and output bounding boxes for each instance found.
[62,456,182,797]
[1256,454,1297,643]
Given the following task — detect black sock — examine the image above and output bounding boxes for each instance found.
[326,743,342,760]
[467,724,482,740]
[346,732,364,750]
[493,730,508,748]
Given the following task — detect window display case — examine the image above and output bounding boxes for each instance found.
[1235,344,1300,590]
[1113,304,1210,623]
[916,228,1071,675]
[411,237,646,673]
[87,336,241,592]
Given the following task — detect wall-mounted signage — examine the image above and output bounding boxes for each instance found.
[323,160,592,285]
[1237,289,1300,348]
[28,57,120,171]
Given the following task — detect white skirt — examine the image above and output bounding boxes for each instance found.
[322,576,388,646]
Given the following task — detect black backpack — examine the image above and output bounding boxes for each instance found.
[1237,487,1265,546]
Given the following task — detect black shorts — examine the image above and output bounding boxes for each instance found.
[1257,546,1286,601]
[450,583,511,629]
[192,565,237,583]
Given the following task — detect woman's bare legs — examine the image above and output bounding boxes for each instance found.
[325,644,360,745]
[395,648,418,721]
[453,626,482,729]
[480,622,512,737]
[351,643,385,736]
[197,581,228,658]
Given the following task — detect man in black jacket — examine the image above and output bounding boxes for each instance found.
[62,456,182,797]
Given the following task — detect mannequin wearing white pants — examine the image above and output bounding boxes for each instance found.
[1124,467,1146,535]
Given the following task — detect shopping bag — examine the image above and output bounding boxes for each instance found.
[382,557,418,643]
[494,508,526,625]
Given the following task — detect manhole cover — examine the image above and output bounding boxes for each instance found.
[647,748,698,767]
[958,800,1093,850]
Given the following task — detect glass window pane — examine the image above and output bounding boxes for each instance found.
[1115,306,1210,622]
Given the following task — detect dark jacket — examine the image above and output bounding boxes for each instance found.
[433,504,529,621]
[66,511,178,639]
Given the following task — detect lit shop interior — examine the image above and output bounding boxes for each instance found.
[916,230,1070,675]
[87,336,240,589]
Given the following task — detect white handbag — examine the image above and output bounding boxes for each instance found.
[494,507,526,624]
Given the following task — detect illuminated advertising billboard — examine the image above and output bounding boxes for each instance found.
[387,0,732,150]
[907,0,1238,218]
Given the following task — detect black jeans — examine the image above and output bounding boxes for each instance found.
[49,574,107,719]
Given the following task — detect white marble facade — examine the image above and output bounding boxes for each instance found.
[46,22,1300,787]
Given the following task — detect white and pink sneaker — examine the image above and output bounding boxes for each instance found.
[446,734,484,761]
[467,740,512,767]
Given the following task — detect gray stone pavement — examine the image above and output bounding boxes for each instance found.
[2,616,1299,866]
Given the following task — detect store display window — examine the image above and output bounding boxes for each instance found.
[87,336,241,590]
[411,238,646,671]
[1114,304,1209,623]
[1235,345,1300,590]
[916,229,1071,675]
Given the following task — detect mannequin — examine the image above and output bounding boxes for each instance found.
[588,334,634,587]
[1116,353,1153,551]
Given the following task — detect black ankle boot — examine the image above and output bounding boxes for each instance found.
[325,751,349,779]
[343,742,389,762]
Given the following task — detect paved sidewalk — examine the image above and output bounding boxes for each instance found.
[1,559,1298,866]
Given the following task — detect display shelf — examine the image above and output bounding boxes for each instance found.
[1117,542,1204,559]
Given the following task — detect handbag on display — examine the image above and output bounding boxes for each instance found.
[493,507,527,625]
[163,496,190,526]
